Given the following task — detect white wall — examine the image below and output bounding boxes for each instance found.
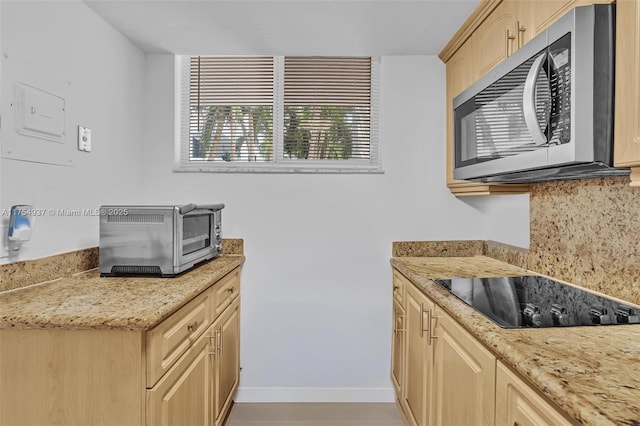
[0,1,146,262]
[141,54,529,401]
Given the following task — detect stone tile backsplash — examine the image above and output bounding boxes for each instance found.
[528,176,640,305]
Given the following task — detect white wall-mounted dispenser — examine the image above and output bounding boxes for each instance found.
[8,205,33,252]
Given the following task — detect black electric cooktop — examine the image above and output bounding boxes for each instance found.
[434,275,640,328]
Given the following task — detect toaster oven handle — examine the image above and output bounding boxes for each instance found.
[523,52,550,146]
[178,203,197,214]
[179,203,225,215]
[194,203,225,212]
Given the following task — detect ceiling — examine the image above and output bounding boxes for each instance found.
[83,0,480,56]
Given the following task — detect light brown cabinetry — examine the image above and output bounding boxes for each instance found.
[391,298,405,396]
[472,0,518,77]
[0,266,242,426]
[402,282,435,426]
[213,299,240,425]
[431,307,495,426]
[391,270,407,403]
[147,296,240,426]
[496,361,573,426]
[393,272,494,426]
[392,269,572,426]
[614,0,640,185]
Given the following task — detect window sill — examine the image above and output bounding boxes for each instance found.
[174,162,384,174]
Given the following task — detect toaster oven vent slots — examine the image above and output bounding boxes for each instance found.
[107,214,165,224]
[110,265,163,275]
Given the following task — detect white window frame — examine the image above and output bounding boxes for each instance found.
[174,55,382,173]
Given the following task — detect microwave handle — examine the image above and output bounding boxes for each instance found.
[523,52,549,146]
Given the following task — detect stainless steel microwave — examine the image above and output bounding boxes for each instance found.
[453,4,629,183]
[99,203,224,277]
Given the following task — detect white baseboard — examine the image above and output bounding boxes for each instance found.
[234,387,395,403]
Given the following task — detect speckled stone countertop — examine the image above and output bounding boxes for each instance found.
[392,256,640,426]
[0,255,244,331]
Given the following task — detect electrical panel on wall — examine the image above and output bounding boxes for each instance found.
[2,81,73,167]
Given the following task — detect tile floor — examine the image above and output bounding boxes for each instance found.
[226,402,404,426]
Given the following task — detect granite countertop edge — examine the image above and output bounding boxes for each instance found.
[391,255,632,426]
[0,255,245,331]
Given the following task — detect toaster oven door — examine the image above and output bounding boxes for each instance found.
[176,206,222,268]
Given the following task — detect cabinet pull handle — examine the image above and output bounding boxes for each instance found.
[393,310,397,335]
[428,312,439,345]
[208,331,218,358]
[505,29,516,57]
[394,310,405,336]
[227,287,234,294]
[420,304,429,337]
[393,285,400,291]
[517,20,526,49]
[187,320,199,333]
[218,329,223,357]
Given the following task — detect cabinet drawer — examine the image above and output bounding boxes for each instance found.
[214,269,240,316]
[392,269,406,307]
[146,288,213,388]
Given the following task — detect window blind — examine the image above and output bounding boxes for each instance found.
[189,56,274,162]
[284,57,371,160]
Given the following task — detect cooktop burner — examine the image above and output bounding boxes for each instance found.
[434,275,640,328]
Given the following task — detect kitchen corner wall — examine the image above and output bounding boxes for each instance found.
[140,54,529,402]
[528,176,640,305]
[0,1,146,263]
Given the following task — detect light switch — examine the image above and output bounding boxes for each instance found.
[78,125,91,152]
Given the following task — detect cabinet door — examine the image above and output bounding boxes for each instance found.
[402,284,435,426]
[472,0,517,77]
[391,299,405,396]
[431,308,496,426]
[213,297,240,426]
[495,361,572,426]
[614,0,640,175]
[529,0,576,36]
[147,329,212,426]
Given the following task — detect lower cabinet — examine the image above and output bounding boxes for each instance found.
[147,297,240,426]
[392,270,570,426]
[495,361,572,426]
[0,267,242,426]
[431,307,495,426]
[402,283,435,426]
[213,299,240,425]
[391,298,405,397]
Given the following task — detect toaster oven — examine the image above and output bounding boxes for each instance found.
[99,203,224,277]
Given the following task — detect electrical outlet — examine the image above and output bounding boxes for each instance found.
[78,125,91,152]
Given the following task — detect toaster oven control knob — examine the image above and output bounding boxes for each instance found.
[215,244,222,252]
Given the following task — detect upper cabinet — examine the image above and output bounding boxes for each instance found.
[614,0,640,186]
[439,0,614,196]
[473,0,535,77]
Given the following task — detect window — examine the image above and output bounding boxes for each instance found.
[177,56,381,173]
